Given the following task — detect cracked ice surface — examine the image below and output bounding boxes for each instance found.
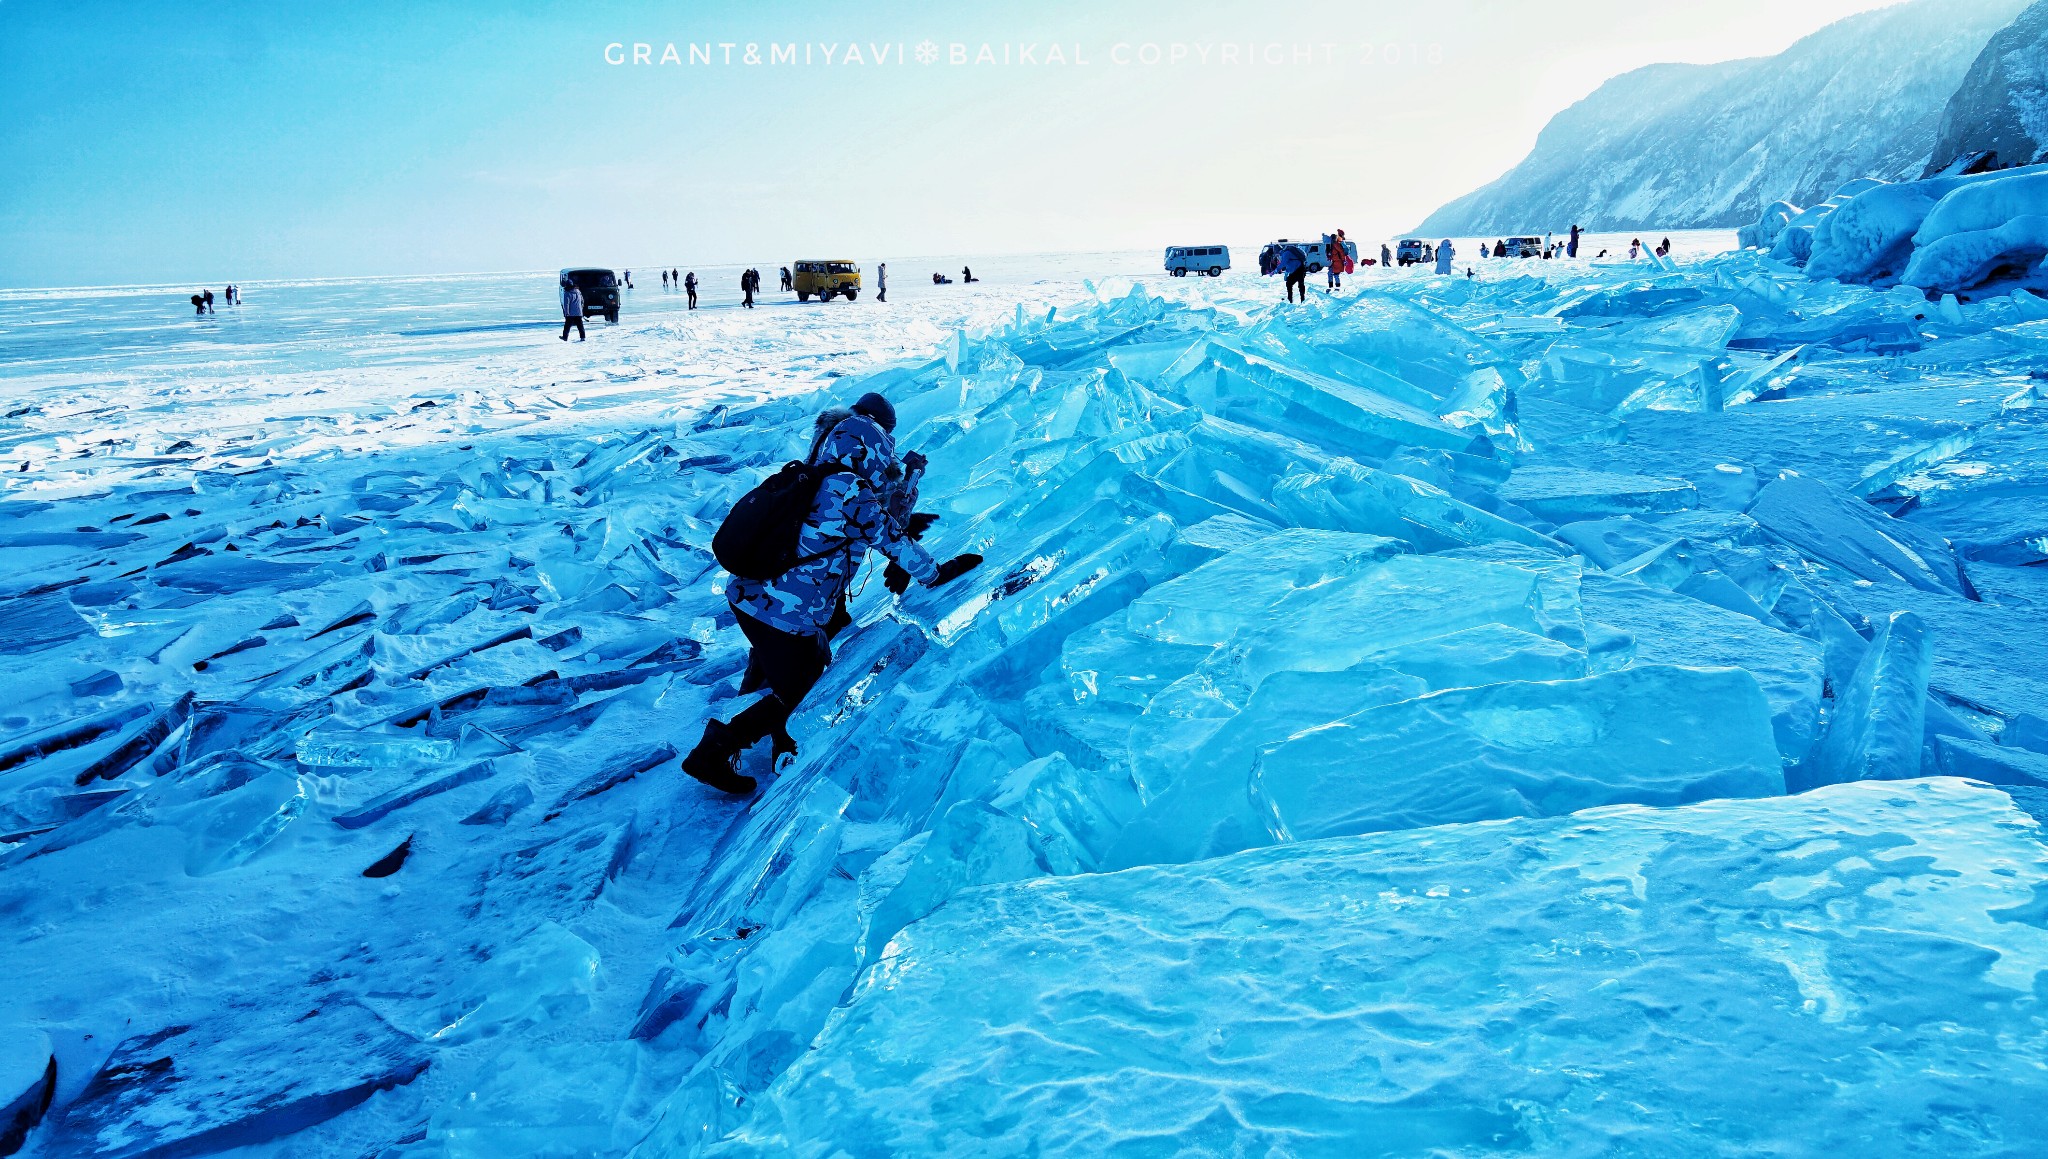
[6,247,2048,1157]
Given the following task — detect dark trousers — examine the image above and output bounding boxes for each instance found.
[561,315,585,340]
[742,289,754,308]
[724,609,832,753]
[1285,271,1307,302]
[686,288,697,308]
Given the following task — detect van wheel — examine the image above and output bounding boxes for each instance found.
[1171,268,1185,277]
[844,289,858,300]
[1207,267,1222,277]
[607,309,619,323]
[798,291,811,302]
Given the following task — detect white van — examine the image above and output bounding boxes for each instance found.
[1165,245,1230,277]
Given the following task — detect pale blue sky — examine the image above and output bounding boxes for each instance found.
[0,0,1899,287]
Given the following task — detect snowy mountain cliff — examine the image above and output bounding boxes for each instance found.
[1418,0,2030,235]
[1925,0,2048,174]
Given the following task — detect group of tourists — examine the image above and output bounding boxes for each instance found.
[187,285,239,314]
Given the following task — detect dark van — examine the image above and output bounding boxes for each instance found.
[560,268,621,323]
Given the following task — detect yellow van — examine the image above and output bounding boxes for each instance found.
[793,260,861,302]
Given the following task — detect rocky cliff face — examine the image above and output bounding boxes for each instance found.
[1925,0,2048,174]
[1418,0,2029,235]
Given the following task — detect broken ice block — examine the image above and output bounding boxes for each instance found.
[1109,666,1427,869]
[1273,461,1563,554]
[1500,466,1698,523]
[430,1041,643,1159]
[1585,573,1823,760]
[1241,554,1552,682]
[1747,473,1967,596]
[423,922,602,1044]
[726,780,2048,1158]
[1254,664,1784,843]
[1795,610,1932,790]
[295,728,456,768]
[182,770,309,877]
[1125,528,1403,645]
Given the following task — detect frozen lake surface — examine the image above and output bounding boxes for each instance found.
[7,232,2048,1157]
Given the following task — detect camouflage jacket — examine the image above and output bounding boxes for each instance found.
[726,409,936,638]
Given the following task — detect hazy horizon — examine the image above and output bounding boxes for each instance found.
[0,0,1901,289]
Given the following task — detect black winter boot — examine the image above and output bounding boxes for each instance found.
[681,720,756,796]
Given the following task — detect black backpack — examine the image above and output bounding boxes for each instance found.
[712,461,851,581]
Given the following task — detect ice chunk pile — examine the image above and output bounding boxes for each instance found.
[5,253,2048,1157]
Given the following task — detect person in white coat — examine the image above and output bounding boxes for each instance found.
[1434,239,1456,275]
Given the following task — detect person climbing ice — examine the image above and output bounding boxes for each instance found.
[683,392,983,795]
[1435,238,1456,275]
[1279,242,1307,303]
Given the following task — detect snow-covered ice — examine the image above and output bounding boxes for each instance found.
[5,244,2048,1157]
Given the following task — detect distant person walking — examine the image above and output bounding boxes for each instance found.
[1435,239,1455,275]
[662,270,670,290]
[201,288,215,313]
[962,266,976,284]
[559,276,586,341]
[1325,233,1342,291]
[780,266,793,292]
[742,268,756,308]
[623,269,634,289]
[876,262,887,303]
[1380,243,1392,269]
[1567,223,1582,258]
[685,271,698,309]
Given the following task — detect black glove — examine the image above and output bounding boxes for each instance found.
[927,553,983,588]
[905,512,939,541]
[901,451,928,473]
[884,561,912,595]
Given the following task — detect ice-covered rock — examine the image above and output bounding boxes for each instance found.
[1901,167,2048,292]
[720,779,2048,1158]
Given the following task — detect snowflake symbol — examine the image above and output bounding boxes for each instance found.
[914,39,939,65]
